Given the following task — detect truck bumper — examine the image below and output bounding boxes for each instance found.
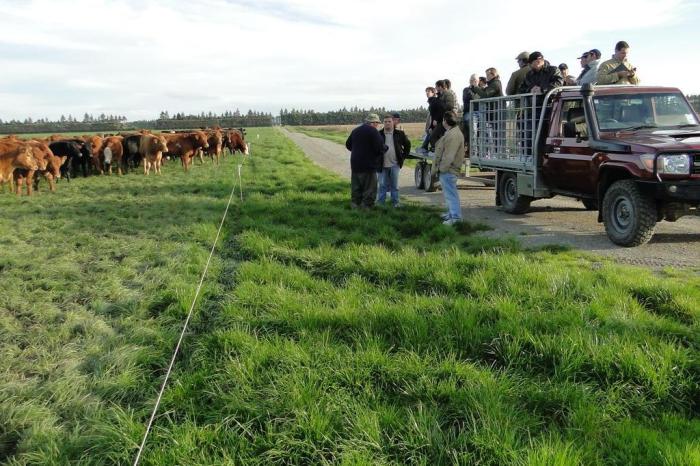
[636,180,700,204]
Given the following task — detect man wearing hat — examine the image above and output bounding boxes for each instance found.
[506,51,531,95]
[345,113,385,209]
[559,63,576,85]
[519,51,564,95]
[391,112,403,131]
[575,49,601,85]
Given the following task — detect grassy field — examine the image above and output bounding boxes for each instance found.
[2,128,700,465]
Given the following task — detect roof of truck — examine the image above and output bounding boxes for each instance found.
[557,85,683,98]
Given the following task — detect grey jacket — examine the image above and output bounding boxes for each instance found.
[577,59,599,85]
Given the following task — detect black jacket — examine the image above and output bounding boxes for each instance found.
[462,85,480,113]
[345,123,385,171]
[519,62,564,94]
[428,95,446,126]
[379,129,411,168]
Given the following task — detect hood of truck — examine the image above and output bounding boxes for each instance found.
[600,128,700,152]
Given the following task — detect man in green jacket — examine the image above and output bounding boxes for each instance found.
[435,111,465,225]
[596,41,639,85]
[506,51,530,95]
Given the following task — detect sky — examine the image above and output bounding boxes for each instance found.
[1,0,699,121]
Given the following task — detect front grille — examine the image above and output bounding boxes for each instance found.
[693,154,700,174]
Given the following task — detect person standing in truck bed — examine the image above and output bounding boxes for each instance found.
[596,41,639,85]
[519,52,564,95]
[506,51,530,95]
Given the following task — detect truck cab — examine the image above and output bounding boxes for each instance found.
[470,85,700,246]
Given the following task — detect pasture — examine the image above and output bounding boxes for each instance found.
[1,128,699,465]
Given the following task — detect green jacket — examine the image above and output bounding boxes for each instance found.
[506,66,530,95]
[596,58,640,85]
[435,126,465,175]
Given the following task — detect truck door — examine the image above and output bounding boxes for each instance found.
[542,99,596,195]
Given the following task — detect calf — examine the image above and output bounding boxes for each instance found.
[100,136,124,175]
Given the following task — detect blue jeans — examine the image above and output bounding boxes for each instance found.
[439,173,461,219]
[378,165,400,206]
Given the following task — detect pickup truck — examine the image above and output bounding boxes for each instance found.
[469,84,700,246]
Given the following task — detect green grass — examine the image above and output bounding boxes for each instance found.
[2,128,700,465]
[289,126,350,146]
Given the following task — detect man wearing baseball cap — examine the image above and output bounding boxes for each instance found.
[345,113,385,209]
[577,49,601,85]
[506,51,530,95]
[519,51,564,95]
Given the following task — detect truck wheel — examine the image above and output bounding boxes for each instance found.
[414,163,425,189]
[499,172,531,214]
[602,179,657,246]
[423,164,437,192]
[581,198,598,210]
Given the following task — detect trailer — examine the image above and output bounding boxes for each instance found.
[406,149,496,192]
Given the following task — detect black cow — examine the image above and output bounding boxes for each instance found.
[49,140,89,180]
[122,135,142,172]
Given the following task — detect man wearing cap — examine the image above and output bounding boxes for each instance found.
[596,41,639,85]
[345,113,385,209]
[577,49,600,85]
[559,64,576,85]
[378,115,411,208]
[519,51,564,95]
[506,51,530,95]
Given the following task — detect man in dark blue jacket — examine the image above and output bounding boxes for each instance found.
[345,113,385,208]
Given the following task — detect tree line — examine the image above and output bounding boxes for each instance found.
[0,110,275,134]
[2,96,699,134]
[279,107,428,126]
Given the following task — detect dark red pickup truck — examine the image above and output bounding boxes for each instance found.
[470,85,700,246]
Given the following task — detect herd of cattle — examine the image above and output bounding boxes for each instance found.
[0,128,249,195]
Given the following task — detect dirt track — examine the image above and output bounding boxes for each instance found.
[282,128,700,270]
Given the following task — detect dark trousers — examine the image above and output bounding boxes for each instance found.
[421,124,446,151]
[351,170,378,207]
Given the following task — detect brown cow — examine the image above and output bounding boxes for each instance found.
[224,129,249,156]
[161,131,209,172]
[101,136,124,175]
[0,139,40,193]
[86,135,104,174]
[140,134,168,175]
[203,128,223,165]
[13,140,52,195]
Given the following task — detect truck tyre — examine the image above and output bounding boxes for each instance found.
[602,179,657,246]
[423,164,437,192]
[499,172,531,214]
[581,198,598,210]
[414,163,425,189]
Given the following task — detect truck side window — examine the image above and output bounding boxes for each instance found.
[560,100,588,140]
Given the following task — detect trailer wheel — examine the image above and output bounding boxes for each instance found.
[423,164,437,192]
[499,172,531,214]
[414,163,425,189]
[581,198,598,210]
[602,179,656,246]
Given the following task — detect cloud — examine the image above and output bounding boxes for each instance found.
[0,0,697,121]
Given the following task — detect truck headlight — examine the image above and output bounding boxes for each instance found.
[657,154,690,175]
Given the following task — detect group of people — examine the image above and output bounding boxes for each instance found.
[345,40,640,226]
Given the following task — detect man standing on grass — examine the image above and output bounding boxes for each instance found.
[435,111,465,225]
[378,115,411,208]
[345,113,385,209]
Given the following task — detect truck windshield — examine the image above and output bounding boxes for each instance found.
[593,93,699,131]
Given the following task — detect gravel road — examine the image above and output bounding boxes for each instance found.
[282,128,700,270]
